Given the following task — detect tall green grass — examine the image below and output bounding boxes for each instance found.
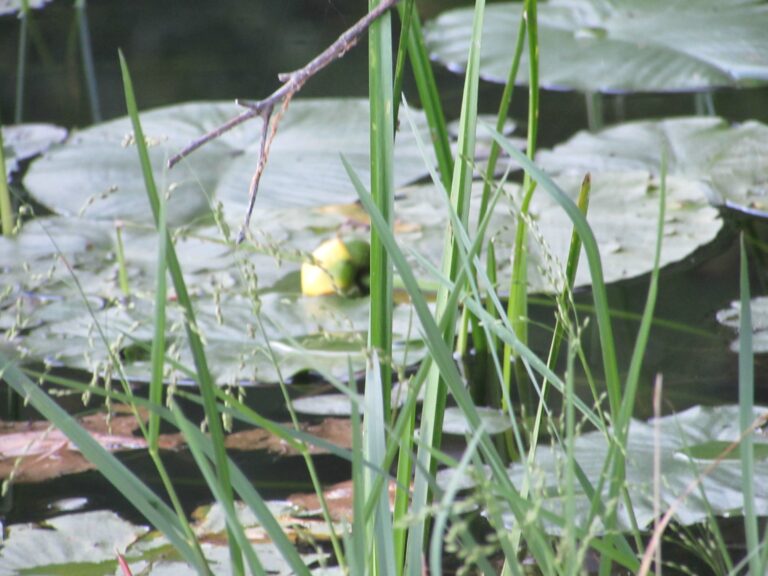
[2,1,766,574]
[0,119,14,236]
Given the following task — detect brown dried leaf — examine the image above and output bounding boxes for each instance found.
[225,418,352,456]
[0,405,183,483]
[288,478,400,522]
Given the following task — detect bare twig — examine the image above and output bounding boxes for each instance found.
[168,0,398,169]
[168,0,399,241]
[168,0,398,244]
[237,99,288,244]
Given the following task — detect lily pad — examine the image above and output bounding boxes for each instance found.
[537,117,768,218]
[291,382,423,416]
[440,405,768,531]
[23,99,433,227]
[0,0,52,17]
[2,209,429,386]
[0,510,148,576]
[396,173,721,292]
[442,406,512,435]
[716,295,768,353]
[0,216,114,323]
[17,291,426,386]
[2,123,67,178]
[425,0,768,93]
[0,506,329,576]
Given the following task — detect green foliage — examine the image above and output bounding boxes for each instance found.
[3,1,768,574]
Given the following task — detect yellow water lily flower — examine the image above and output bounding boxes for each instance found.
[301,237,370,296]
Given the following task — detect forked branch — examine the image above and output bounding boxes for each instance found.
[167,0,400,241]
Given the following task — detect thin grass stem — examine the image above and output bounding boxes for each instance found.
[738,233,761,576]
[118,51,243,573]
[14,0,30,123]
[0,121,14,236]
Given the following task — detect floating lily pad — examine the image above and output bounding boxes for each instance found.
[396,173,721,292]
[291,381,423,416]
[23,99,433,227]
[716,296,768,353]
[0,510,148,576]
[537,117,768,218]
[539,117,768,216]
[2,123,67,178]
[0,506,329,576]
[440,405,768,531]
[2,209,429,386]
[0,217,114,323]
[18,291,425,386]
[442,406,512,435]
[425,0,768,93]
[5,167,718,384]
[0,0,53,17]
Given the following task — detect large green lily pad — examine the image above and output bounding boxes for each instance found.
[23,99,433,227]
[716,296,768,353]
[1,208,428,386]
[15,287,425,386]
[0,0,52,17]
[0,510,147,576]
[2,123,67,178]
[396,173,721,292]
[0,506,330,575]
[537,117,768,217]
[424,0,768,93]
[440,405,768,531]
[4,164,719,384]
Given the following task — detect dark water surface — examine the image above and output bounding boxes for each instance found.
[2,0,768,533]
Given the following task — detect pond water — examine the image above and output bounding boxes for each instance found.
[2,0,768,571]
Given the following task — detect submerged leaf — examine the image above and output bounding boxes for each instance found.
[224,418,352,456]
[0,406,182,483]
[288,478,398,523]
[425,0,768,92]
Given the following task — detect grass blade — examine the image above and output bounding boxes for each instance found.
[0,119,13,236]
[343,156,567,575]
[738,233,761,576]
[368,0,395,421]
[75,0,102,122]
[172,402,267,576]
[406,1,485,571]
[118,50,242,573]
[14,0,30,122]
[483,125,621,417]
[365,351,396,575]
[502,0,540,418]
[397,2,453,188]
[0,354,210,572]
